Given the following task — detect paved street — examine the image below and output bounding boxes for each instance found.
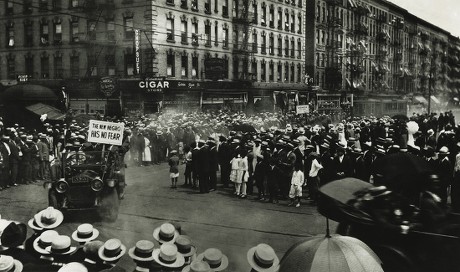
[0,163,334,271]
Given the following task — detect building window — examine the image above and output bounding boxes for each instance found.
[106,19,115,41]
[297,63,301,82]
[277,62,282,82]
[24,0,33,14]
[290,38,295,57]
[87,21,96,40]
[191,19,198,46]
[291,13,295,33]
[192,55,198,78]
[284,10,289,31]
[40,22,49,45]
[277,8,282,30]
[269,61,274,81]
[261,60,266,81]
[298,0,302,8]
[297,39,301,59]
[284,36,289,57]
[25,55,34,78]
[269,34,274,55]
[233,57,239,79]
[166,16,175,42]
[181,20,188,44]
[54,55,63,78]
[269,5,274,28]
[290,63,295,82]
[297,13,302,34]
[166,0,174,5]
[124,52,134,76]
[251,60,257,80]
[223,24,229,48]
[204,21,211,47]
[41,56,49,78]
[7,56,15,80]
[191,0,198,11]
[167,53,175,77]
[88,55,97,76]
[6,1,14,15]
[24,23,34,47]
[181,55,188,77]
[70,20,79,43]
[181,0,187,9]
[277,36,282,56]
[106,54,116,76]
[223,57,229,79]
[222,0,228,17]
[6,23,15,47]
[124,16,134,39]
[70,55,80,78]
[284,62,289,82]
[252,31,257,53]
[261,32,266,54]
[52,0,61,10]
[205,0,211,14]
[252,2,258,24]
[214,22,218,46]
[261,3,266,25]
[39,0,48,11]
[233,27,239,49]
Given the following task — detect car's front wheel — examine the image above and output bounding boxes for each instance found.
[99,188,119,222]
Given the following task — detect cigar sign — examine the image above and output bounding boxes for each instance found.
[139,77,170,93]
[134,29,141,75]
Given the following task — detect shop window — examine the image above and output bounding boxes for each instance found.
[71,55,80,78]
[233,57,239,80]
[124,16,134,39]
[204,0,211,14]
[41,55,49,78]
[191,0,198,11]
[54,56,63,78]
[167,53,175,77]
[166,15,175,42]
[181,55,188,77]
[277,62,282,82]
[204,21,211,47]
[192,55,198,78]
[261,60,266,81]
[52,0,61,10]
[261,3,266,26]
[269,61,274,81]
[24,23,34,47]
[106,54,116,76]
[124,52,134,76]
[6,1,14,15]
[7,56,15,80]
[6,23,15,47]
[181,20,188,44]
[223,24,229,48]
[222,0,228,17]
[277,36,282,56]
[40,22,49,45]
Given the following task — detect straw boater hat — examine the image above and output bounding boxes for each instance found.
[439,146,450,155]
[247,243,279,272]
[45,235,77,255]
[27,218,43,232]
[71,224,99,243]
[174,236,196,258]
[153,223,180,244]
[58,262,88,272]
[34,207,64,229]
[196,248,228,271]
[128,240,155,262]
[182,260,213,272]
[152,244,185,268]
[33,230,59,255]
[0,255,23,272]
[98,239,126,262]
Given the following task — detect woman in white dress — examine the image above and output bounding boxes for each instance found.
[237,150,249,198]
[142,135,152,165]
[230,153,241,195]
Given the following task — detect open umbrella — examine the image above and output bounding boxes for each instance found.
[279,233,383,272]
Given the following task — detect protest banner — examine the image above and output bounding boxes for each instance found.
[88,120,124,146]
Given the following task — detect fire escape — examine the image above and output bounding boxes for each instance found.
[348,1,369,93]
[324,0,343,92]
[418,31,431,97]
[407,25,417,93]
[391,17,404,93]
[232,0,255,81]
[374,12,390,93]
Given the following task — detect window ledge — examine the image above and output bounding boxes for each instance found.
[167,39,176,43]
[181,41,189,45]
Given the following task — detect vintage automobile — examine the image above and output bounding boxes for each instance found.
[318,178,460,272]
[47,149,125,221]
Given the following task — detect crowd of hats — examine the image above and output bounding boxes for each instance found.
[0,207,282,272]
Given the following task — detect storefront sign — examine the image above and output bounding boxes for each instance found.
[100,77,117,97]
[163,100,200,105]
[88,120,124,146]
[134,29,141,75]
[296,105,310,114]
[17,75,28,82]
[139,77,169,93]
[176,81,202,89]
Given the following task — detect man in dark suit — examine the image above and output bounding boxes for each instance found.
[217,136,231,188]
[0,135,11,189]
[9,136,21,186]
[197,140,210,193]
[332,145,353,180]
[207,138,219,191]
[191,142,201,189]
[437,146,453,206]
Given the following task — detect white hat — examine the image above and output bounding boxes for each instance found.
[247,244,279,272]
[0,255,22,272]
[33,230,59,255]
[34,207,64,229]
[197,248,228,271]
[58,262,88,272]
[128,240,155,262]
[45,235,77,255]
[71,224,99,243]
[174,235,197,258]
[182,260,213,272]
[152,244,185,268]
[98,239,126,262]
[27,218,43,232]
[153,223,179,244]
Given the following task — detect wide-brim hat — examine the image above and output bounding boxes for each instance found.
[71,224,100,243]
[181,260,213,272]
[153,223,179,244]
[439,146,450,155]
[197,248,228,272]
[0,255,23,272]
[175,236,197,258]
[58,262,88,272]
[45,244,77,255]
[128,240,155,262]
[27,218,43,232]
[247,244,279,272]
[98,239,127,262]
[152,246,185,268]
[34,207,64,229]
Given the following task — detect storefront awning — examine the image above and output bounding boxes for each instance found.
[414,96,428,104]
[430,95,440,104]
[26,103,66,120]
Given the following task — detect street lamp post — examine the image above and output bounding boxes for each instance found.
[428,73,432,115]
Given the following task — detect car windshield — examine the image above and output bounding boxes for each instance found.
[64,151,107,166]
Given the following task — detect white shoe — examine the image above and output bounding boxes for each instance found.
[295,203,300,208]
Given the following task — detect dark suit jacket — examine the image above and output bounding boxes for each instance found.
[0,142,10,168]
[332,155,353,180]
[8,142,21,164]
[197,146,210,174]
[208,146,219,172]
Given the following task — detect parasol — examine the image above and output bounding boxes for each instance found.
[279,234,383,272]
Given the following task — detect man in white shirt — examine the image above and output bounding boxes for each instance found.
[308,152,323,204]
